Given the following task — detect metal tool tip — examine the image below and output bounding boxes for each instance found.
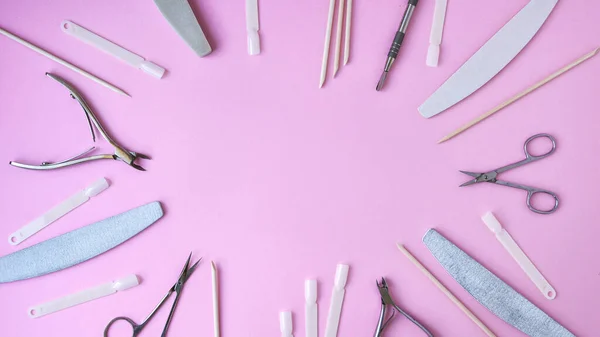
[376,72,388,91]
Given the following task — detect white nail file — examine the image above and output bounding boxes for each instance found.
[426,0,447,67]
[280,311,293,337]
[9,177,109,245]
[305,279,317,337]
[61,21,166,79]
[246,0,260,55]
[29,274,139,318]
[482,212,556,300]
[324,264,349,337]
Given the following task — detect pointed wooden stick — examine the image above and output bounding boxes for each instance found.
[438,47,600,144]
[397,243,497,337]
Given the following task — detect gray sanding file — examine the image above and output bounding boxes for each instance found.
[154,0,212,57]
[0,201,163,283]
[423,229,574,337]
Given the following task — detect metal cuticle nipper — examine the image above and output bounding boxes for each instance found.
[374,277,433,337]
[9,73,150,171]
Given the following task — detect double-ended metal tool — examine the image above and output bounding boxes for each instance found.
[376,0,419,91]
[9,73,150,171]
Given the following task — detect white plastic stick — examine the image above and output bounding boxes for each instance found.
[333,0,345,76]
[29,274,139,318]
[212,261,221,337]
[320,0,336,88]
[0,28,129,97]
[305,279,317,337]
[61,21,165,79]
[482,212,556,300]
[324,264,348,337]
[426,0,447,67]
[280,311,293,337]
[343,0,352,65]
[246,0,261,55]
[9,178,109,245]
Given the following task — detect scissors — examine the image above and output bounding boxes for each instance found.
[460,133,559,214]
[104,253,201,337]
[374,278,433,337]
[9,73,150,171]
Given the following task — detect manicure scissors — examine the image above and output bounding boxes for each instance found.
[104,253,201,337]
[9,73,150,171]
[374,278,433,337]
[460,133,559,214]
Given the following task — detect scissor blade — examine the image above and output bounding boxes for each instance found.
[184,258,202,282]
[459,170,481,177]
[459,179,479,187]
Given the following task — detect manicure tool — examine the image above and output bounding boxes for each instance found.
[426,0,447,67]
[423,229,575,337]
[280,311,294,337]
[397,244,496,337]
[246,0,260,55]
[61,21,166,79]
[343,0,352,65]
[212,261,221,337]
[9,177,109,245]
[0,202,163,283]
[439,47,600,143]
[324,264,348,337]
[376,0,419,91]
[319,0,336,88]
[419,0,558,117]
[0,27,129,97]
[333,0,345,76]
[154,0,212,57]
[9,73,150,171]
[459,133,559,214]
[482,212,556,299]
[305,279,317,337]
[29,274,139,318]
[374,278,433,337]
[104,253,201,337]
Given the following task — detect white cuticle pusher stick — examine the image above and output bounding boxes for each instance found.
[482,212,556,300]
[61,21,166,79]
[280,311,293,337]
[9,177,109,245]
[29,274,139,318]
[324,264,349,337]
[246,0,261,55]
[212,261,221,337]
[426,0,447,67]
[305,279,317,337]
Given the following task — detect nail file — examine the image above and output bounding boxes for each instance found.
[29,274,139,318]
[246,0,260,55]
[153,0,212,57]
[9,178,109,245]
[305,279,317,337]
[61,21,166,79]
[324,264,349,337]
[426,0,447,67]
[482,212,556,300]
[423,229,574,337]
[0,202,163,283]
[418,0,558,118]
[280,311,293,337]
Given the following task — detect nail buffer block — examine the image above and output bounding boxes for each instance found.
[423,229,574,337]
[0,202,163,283]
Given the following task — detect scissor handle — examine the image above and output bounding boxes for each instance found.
[104,316,143,337]
[523,133,556,161]
[526,189,559,215]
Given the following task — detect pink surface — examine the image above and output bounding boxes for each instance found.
[0,0,599,336]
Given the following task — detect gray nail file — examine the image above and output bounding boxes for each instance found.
[0,201,163,283]
[154,0,212,57]
[423,229,574,337]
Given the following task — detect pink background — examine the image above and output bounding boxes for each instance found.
[0,0,599,336]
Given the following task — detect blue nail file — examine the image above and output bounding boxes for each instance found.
[0,201,163,283]
[423,229,574,337]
